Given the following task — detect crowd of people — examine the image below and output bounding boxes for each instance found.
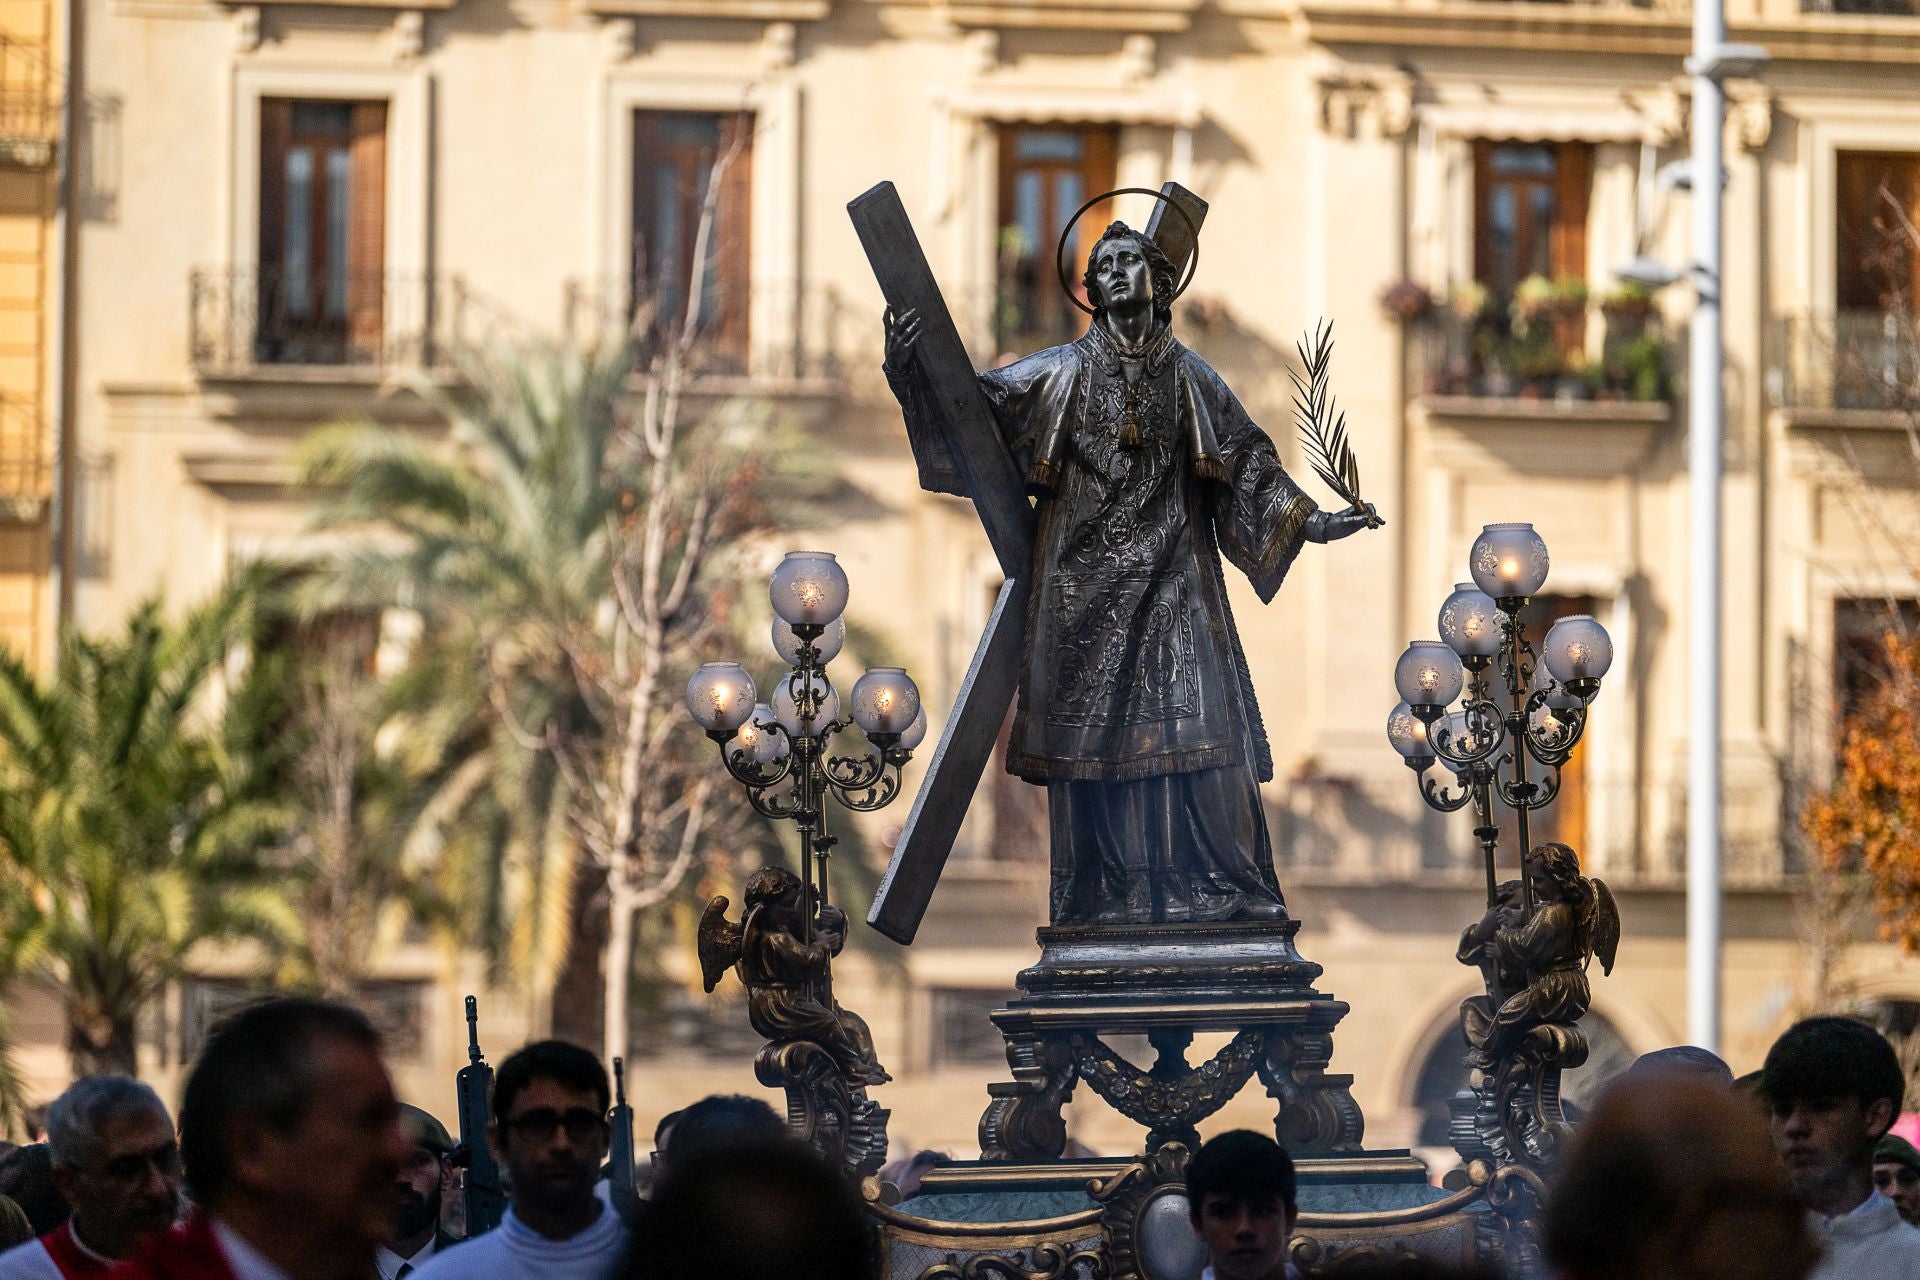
[0,998,1908,1278]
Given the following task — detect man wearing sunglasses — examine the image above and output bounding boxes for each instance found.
[411,1041,625,1280]
[0,1077,179,1279]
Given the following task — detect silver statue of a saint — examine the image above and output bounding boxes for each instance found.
[883,219,1378,926]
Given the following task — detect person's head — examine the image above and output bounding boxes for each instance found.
[626,1138,874,1280]
[1625,1045,1736,1089]
[489,1040,610,1220]
[179,997,407,1257]
[651,1094,785,1183]
[0,1143,68,1235]
[1874,1133,1920,1224]
[1083,222,1176,330]
[1186,1131,1298,1280]
[1760,1016,1904,1213]
[391,1104,452,1247]
[1547,1074,1817,1280]
[44,1076,179,1258]
[742,867,806,927]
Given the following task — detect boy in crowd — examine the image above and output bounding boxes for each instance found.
[1185,1131,1302,1280]
[1762,1016,1920,1279]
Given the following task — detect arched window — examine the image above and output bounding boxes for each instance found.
[1409,1006,1635,1146]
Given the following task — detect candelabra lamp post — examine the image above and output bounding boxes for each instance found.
[685,550,927,937]
[1385,522,1622,1176]
[682,550,925,1177]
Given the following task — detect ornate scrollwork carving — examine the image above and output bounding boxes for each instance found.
[1071,1030,1264,1150]
[1260,1027,1365,1154]
[917,1243,1109,1280]
[981,1033,1079,1162]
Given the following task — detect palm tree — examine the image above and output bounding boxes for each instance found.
[0,586,288,1077]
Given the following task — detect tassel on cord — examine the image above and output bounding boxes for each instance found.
[1194,453,1230,484]
[1119,383,1144,449]
[1025,459,1060,496]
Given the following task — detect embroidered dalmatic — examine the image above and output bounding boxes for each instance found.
[889,317,1317,924]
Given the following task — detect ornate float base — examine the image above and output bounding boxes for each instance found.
[978,920,1366,1159]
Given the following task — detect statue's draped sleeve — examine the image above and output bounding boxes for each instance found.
[885,351,1074,503]
[1187,357,1317,603]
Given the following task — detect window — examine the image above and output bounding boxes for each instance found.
[179,977,426,1063]
[1473,141,1590,299]
[1834,597,1920,726]
[994,124,1116,358]
[1837,152,1920,314]
[929,988,1014,1067]
[257,99,387,364]
[631,111,753,368]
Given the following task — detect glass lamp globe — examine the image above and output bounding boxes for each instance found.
[1438,583,1502,663]
[771,674,838,738]
[1544,615,1614,685]
[1394,641,1465,714]
[685,662,755,733]
[733,705,791,768]
[1386,701,1431,760]
[850,667,920,735]
[1469,523,1551,600]
[769,552,851,627]
[899,707,929,751]
[772,615,846,666]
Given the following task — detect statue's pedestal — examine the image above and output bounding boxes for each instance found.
[978,920,1367,1159]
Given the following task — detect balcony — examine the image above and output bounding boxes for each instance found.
[1803,0,1920,13]
[1770,310,1920,418]
[0,398,49,521]
[1407,279,1676,405]
[188,269,473,378]
[0,38,57,168]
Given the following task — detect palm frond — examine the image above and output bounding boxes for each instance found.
[1289,319,1366,510]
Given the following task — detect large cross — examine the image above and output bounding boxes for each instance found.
[847,181,1208,945]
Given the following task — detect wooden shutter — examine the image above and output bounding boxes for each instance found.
[346,101,388,359]
[1550,143,1592,282]
[257,98,293,350]
[714,111,754,364]
[1837,151,1920,312]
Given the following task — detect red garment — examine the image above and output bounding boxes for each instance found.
[42,1224,113,1279]
[105,1216,234,1280]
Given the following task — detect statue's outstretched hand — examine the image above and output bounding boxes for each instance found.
[884,307,923,371]
[1308,502,1382,544]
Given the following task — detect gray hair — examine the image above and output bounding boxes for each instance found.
[46,1077,171,1171]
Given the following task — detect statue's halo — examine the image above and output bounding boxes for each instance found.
[1055,186,1201,317]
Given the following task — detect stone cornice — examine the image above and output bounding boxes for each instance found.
[1285,0,1920,66]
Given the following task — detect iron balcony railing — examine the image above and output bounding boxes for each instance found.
[188,268,477,375]
[1413,302,1680,405]
[0,396,49,515]
[0,37,57,166]
[1770,310,1920,414]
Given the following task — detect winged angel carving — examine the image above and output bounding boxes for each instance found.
[697,866,890,1087]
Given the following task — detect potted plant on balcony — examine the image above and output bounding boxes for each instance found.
[1549,276,1589,353]
[1600,281,1659,344]
[1619,334,1670,402]
[1450,280,1493,326]
[1379,278,1437,326]
[1512,274,1558,332]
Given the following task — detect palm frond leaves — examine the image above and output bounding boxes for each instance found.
[1289,319,1365,511]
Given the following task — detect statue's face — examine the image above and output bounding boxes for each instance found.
[1089,236,1152,314]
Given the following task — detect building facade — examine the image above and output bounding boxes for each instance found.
[38,0,1920,1157]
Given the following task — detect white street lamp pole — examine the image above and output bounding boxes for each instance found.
[1688,0,1727,1055]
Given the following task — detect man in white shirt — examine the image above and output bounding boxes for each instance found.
[1763,1016,1920,1280]
[375,1107,456,1280]
[410,1041,627,1280]
[1184,1131,1303,1280]
[0,1077,181,1279]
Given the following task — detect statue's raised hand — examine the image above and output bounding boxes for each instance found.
[1307,502,1382,544]
[884,306,923,371]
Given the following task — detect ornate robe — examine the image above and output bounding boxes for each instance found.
[888,318,1315,923]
